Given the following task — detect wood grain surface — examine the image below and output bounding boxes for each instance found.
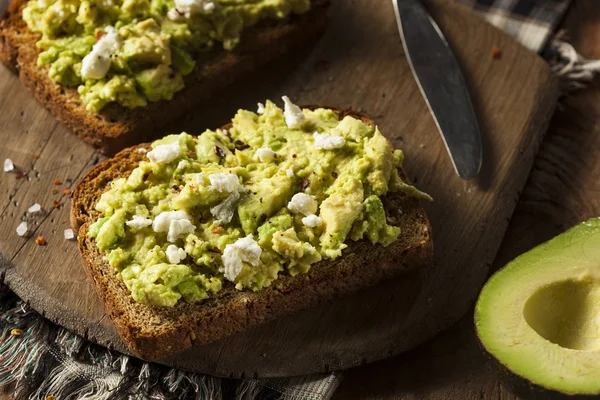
[332,2,600,399]
[0,0,557,379]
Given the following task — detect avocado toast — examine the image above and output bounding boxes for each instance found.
[0,0,330,154]
[71,99,434,360]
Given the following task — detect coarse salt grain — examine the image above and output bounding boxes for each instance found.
[28,203,42,213]
[64,228,75,240]
[16,221,28,236]
[4,158,14,172]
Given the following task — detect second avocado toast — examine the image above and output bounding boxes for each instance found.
[0,0,331,154]
[71,99,434,360]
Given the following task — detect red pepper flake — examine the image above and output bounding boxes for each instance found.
[53,179,62,185]
[33,153,40,159]
[16,171,27,179]
[187,151,196,158]
[212,226,224,234]
[53,200,61,208]
[51,189,58,195]
[95,31,103,40]
[64,188,72,195]
[492,47,502,59]
[35,236,47,246]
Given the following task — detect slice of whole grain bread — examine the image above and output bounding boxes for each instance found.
[71,107,434,361]
[0,0,331,154]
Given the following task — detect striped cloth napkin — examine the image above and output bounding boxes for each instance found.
[459,0,570,52]
[0,1,578,399]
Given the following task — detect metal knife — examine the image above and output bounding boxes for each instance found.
[392,0,482,180]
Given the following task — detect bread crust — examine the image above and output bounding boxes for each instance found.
[71,107,434,361]
[0,0,331,154]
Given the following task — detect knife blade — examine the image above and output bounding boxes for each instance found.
[392,0,482,180]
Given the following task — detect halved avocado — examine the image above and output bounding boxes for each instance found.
[475,218,600,398]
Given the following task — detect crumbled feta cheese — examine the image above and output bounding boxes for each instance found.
[208,172,242,193]
[126,215,152,230]
[196,173,205,185]
[27,203,42,213]
[257,102,265,114]
[16,221,28,237]
[3,158,14,172]
[137,148,148,153]
[168,0,215,20]
[282,96,306,129]
[64,228,75,240]
[210,191,240,225]
[147,141,181,164]
[152,211,196,242]
[286,169,294,178]
[177,160,188,170]
[166,244,187,264]
[81,26,121,80]
[302,214,322,228]
[287,193,318,216]
[313,132,346,150]
[254,147,276,163]
[167,219,196,242]
[221,235,262,282]
[167,8,184,20]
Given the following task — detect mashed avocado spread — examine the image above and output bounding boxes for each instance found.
[88,98,431,307]
[22,0,309,111]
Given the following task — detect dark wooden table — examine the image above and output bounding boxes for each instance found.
[2,1,599,399]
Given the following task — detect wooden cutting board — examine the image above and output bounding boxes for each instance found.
[0,0,557,378]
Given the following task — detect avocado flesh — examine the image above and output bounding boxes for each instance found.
[475,218,600,396]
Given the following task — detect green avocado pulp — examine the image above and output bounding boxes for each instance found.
[22,0,309,112]
[475,218,600,396]
[87,100,431,307]
[524,279,600,351]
